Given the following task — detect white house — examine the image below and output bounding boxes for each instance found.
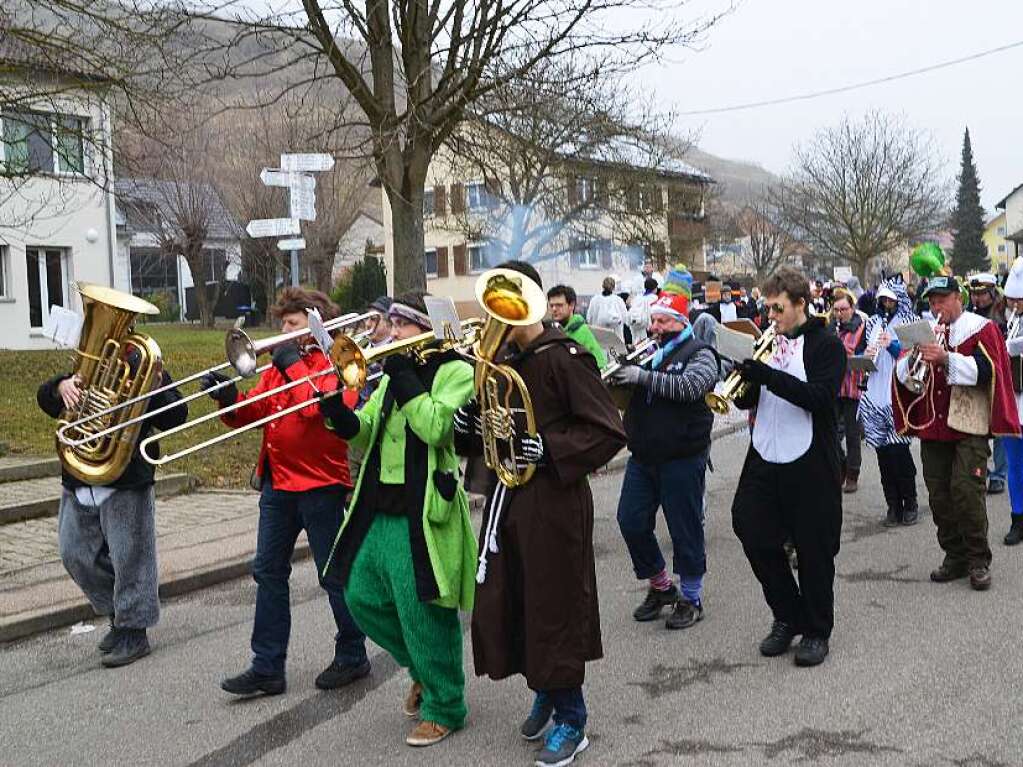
[997,183,1023,263]
[331,209,385,285]
[0,39,118,350]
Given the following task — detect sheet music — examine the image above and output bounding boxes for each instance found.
[306,308,334,354]
[44,305,83,348]
[424,296,463,341]
[715,324,755,362]
[893,319,937,347]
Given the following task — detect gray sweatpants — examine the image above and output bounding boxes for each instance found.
[58,487,160,629]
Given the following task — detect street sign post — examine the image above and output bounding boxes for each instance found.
[245,218,301,238]
[277,238,306,251]
[280,153,335,172]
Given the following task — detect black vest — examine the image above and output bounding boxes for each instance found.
[624,338,716,464]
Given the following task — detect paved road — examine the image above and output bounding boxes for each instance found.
[2,432,1022,767]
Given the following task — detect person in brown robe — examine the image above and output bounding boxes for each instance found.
[454,261,626,767]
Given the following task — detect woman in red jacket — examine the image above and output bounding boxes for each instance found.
[203,288,368,696]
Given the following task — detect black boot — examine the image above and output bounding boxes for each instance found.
[101,628,151,668]
[880,473,901,527]
[97,617,120,654]
[1005,516,1023,546]
[221,668,286,696]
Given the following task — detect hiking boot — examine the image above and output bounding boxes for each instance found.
[758,620,797,657]
[901,499,919,526]
[987,478,1006,495]
[1004,517,1023,546]
[406,720,451,747]
[929,564,969,583]
[632,585,678,622]
[97,618,120,654]
[969,566,992,591]
[101,629,151,668]
[793,636,829,667]
[403,681,423,717]
[883,508,899,528]
[842,470,859,494]
[315,659,370,690]
[220,668,286,696]
[520,695,554,741]
[665,598,704,630]
[535,723,589,767]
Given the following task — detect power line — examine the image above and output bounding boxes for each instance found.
[679,38,1023,115]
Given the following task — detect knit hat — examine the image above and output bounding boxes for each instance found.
[1004,257,1023,299]
[661,263,693,300]
[649,292,689,321]
[389,291,432,330]
[369,295,393,314]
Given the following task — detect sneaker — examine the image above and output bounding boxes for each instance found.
[901,500,919,526]
[883,508,899,528]
[520,696,554,741]
[97,619,120,654]
[988,478,1006,495]
[101,629,151,668]
[403,681,423,717]
[969,566,992,591]
[793,636,829,667]
[220,668,286,696]
[535,723,589,767]
[315,659,370,690]
[665,598,704,630]
[406,720,451,747]
[1004,517,1023,546]
[758,620,797,657]
[632,585,678,622]
[929,564,969,583]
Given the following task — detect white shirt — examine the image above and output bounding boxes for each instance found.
[752,335,813,463]
[587,293,629,342]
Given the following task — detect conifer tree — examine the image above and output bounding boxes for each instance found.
[950,127,989,274]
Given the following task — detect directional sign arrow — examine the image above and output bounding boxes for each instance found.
[281,153,335,172]
[277,238,306,251]
[246,218,301,238]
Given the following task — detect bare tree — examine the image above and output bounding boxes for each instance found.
[735,195,798,281]
[776,112,948,282]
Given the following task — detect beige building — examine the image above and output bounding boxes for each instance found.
[984,211,1011,273]
[380,137,712,312]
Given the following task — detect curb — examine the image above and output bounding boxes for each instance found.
[597,419,748,475]
[0,458,62,484]
[0,473,195,526]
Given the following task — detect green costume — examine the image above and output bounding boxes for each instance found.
[563,314,608,368]
[325,350,476,729]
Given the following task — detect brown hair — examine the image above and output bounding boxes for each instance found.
[831,290,853,309]
[761,267,810,311]
[271,287,340,322]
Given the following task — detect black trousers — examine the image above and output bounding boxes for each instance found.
[876,443,917,517]
[732,447,842,639]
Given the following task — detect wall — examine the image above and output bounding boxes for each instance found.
[983,212,1010,273]
[1003,189,1023,261]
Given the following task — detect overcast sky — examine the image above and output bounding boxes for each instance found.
[632,0,1023,213]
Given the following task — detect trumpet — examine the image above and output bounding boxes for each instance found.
[904,313,945,395]
[139,319,484,466]
[601,338,658,411]
[705,322,777,415]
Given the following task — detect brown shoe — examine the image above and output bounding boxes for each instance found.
[930,564,969,583]
[842,470,859,494]
[406,720,451,747]
[403,681,423,718]
[969,566,992,591]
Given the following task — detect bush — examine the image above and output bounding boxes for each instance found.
[140,290,178,323]
[332,255,387,313]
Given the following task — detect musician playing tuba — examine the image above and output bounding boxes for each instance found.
[317,291,477,749]
[37,286,187,668]
[208,288,370,699]
[1000,257,1023,545]
[452,261,625,767]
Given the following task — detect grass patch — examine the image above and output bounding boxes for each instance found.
[0,322,276,489]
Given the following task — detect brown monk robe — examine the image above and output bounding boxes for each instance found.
[456,323,626,691]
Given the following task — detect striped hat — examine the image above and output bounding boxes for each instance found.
[661,263,693,300]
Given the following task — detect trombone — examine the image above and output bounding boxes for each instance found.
[55,311,372,452]
[139,318,485,466]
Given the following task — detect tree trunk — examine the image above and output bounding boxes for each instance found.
[182,248,216,328]
[388,183,427,294]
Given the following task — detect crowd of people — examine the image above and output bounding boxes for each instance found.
[36,251,1023,767]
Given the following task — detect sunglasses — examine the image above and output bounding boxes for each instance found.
[766,303,787,314]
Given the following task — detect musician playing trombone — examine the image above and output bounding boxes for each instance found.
[318,291,477,749]
[205,288,370,698]
[611,269,721,633]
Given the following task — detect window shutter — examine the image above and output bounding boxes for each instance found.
[450,183,465,214]
[485,177,501,208]
[653,240,666,271]
[453,243,467,275]
[651,185,664,213]
[626,184,639,213]
[436,246,449,278]
[595,177,609,208]
[569,238,580,269]
[434,185,447,217]
[599,240,613,270]
[567,176,578,207]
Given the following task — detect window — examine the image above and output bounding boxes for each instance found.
[1,112,86,175]
[0,245,8,298]
[425,248,438,278]
[637,185,658,212]
[202,249,227,284]
[468,243,490,273]
[998,244,1007,253]
[423,188,435,218]
[575,242,600,269]
[465,182,495,211]
[131,248,179,294]
[575,177,596,205]
[25,248,69,329]
[998,226,1007,236]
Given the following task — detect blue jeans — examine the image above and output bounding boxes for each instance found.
[535,687,587,731]
[251,482,367,676]
[1002,436,1023,518]
[990,437,1008,483]
[616,452,708,580]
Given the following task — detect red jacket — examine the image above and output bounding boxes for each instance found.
[221,348,357,491]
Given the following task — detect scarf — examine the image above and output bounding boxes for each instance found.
[650,324,692,369]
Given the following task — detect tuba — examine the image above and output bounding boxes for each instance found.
[56,283,162,484]
[704,322,778,415]
[473,268,547,488]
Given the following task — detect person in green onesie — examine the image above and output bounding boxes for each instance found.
[318,291,476,748]
[546,284,608,368]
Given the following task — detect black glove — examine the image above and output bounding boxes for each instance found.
[736,358,773,386]
[453,398,482,437]
[384,354,425,407]
[318,391,360,439]
[271,343,302,378]
[201,372,238,407]
[383,353,416,380]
